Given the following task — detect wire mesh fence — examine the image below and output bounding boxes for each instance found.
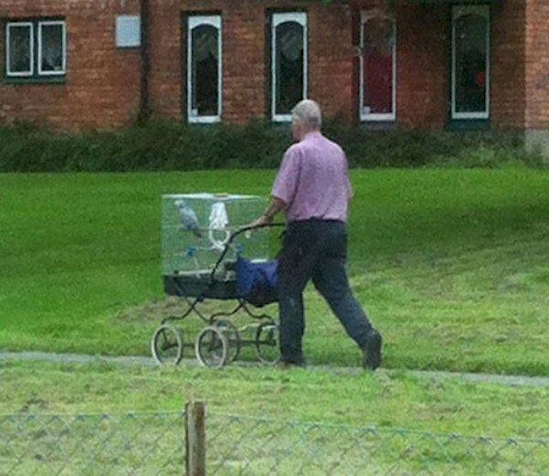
[207,414,549,475]
[1,409,548,475]
[0,412,184,475]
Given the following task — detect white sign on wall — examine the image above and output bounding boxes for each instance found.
[115,15,141,48]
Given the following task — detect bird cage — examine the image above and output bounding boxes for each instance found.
[161,193,270,283]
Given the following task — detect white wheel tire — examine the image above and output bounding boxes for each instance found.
[151,324,184,365]
[214,319,241,364]
[195,326,229,369]
[255,321,279,365]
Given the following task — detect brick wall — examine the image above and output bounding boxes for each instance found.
[0,0,538,133]
[524,0,549,130]
[0,0,141,131]
[396,4,448,130]
[160,0,357,124]
[216,2,268,123]
[491,0,526,130]
[308,2,354,122]
[146,0,182,122]
[151,0,532,129]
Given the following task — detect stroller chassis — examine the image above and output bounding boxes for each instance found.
[151,225,281,368]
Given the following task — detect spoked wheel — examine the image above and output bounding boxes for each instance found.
[255,320,279,364]
[151,324,184,365]
[213,319,241,364]
[195,326,229,368]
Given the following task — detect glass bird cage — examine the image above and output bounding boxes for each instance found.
[162,193,270,298]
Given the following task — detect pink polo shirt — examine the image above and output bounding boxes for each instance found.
[271,131,353,223]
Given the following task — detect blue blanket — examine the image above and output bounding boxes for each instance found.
[236,257,278,307]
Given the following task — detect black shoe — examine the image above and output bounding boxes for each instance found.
[277,359,307,370]
[362,331,382,371]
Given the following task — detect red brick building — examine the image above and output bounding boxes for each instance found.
[1,0,548,153]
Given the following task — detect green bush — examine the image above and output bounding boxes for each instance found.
[0,119,544,172]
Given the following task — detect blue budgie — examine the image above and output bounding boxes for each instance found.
[175,200,202,238]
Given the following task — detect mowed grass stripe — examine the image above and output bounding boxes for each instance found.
[1,169,548,375]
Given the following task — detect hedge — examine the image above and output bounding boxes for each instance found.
[0,119,543,172]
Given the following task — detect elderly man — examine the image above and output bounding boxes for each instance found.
[251,99,382,370]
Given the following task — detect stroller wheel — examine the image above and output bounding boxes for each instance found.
[151,324,184,365]
[213,319,241,364]
[255,320,279,365]
[195,326,229,369]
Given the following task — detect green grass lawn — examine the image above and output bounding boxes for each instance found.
[1,359,548,439]
[2,360,548,474]
[1,169,548,375]
[1,169,549,474]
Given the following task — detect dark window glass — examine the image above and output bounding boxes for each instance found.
[191,24,219,117]
[8,24,32,75]
[40,23,64,73]
[274,21,304,116]
[454,13,488,115]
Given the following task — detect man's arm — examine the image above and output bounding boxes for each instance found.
[249,196,286,228]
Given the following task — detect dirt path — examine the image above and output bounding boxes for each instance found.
[2,351,549,388]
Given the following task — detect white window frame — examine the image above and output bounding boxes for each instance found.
[451,5,490,120]
[359,12,397,122]
[271,12,308,122]
[187,15,222,124]
[6,22,34,77]
[38,20,67,76]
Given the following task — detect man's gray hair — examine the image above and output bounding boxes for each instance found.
[291,99,322,129]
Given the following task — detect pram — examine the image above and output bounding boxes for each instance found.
[151,193,282,368]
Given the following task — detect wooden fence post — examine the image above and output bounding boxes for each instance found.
[185,401,206,476]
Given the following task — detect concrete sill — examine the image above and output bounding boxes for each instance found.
[3,76,66,86]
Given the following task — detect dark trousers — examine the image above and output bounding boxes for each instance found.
[277,219,375,364]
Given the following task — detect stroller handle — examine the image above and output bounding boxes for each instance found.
[210,223,285,281]
[231,222,285,239]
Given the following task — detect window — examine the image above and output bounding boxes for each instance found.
[6,22,33,76]
[271,12,307,122]
[451,6,490,120]
[5,19,66,79]
[38,21,66,75]
[187,15,222,123]
[360,12,396,122]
